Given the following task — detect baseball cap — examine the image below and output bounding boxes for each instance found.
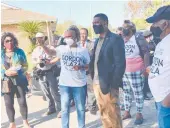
[146,5,170,23]
[35,32,44,38]
[143,30,152,37]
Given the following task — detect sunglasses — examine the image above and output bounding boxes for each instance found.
[5,39,13,43]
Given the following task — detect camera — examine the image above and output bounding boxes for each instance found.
[33,67,46,80]
[39,59,46,68]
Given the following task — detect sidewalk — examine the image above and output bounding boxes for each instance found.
[1,95,158,128]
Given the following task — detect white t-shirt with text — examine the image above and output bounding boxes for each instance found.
[148,33,170,102]
[125,35,140,58]
[56,45,90,87]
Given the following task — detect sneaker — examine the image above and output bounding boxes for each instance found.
[89,106,98,115]
[134,113,144,125]
[45,110,56,115]
[134,118,143,125]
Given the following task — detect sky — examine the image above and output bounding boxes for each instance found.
[2,0,128,28]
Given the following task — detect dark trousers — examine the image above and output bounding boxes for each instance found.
[143,77,151,97]
[86,74,96,110]
[39,71,61,112]
[4,85,28,122]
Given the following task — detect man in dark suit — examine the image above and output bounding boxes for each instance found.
[90,13,126,128]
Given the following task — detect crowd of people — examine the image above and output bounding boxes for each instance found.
[1,5,170,128]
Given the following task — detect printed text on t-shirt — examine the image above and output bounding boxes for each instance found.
[125,45,135,55]
[62,54,83,71]
[150,57,164,75]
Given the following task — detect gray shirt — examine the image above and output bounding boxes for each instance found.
[93,38,104,85]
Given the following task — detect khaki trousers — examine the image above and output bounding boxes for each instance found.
[93,84,122,128]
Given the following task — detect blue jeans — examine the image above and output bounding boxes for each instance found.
[156,102,170,128]
[59,85,87,128]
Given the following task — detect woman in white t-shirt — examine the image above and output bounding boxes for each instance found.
[42,26,90,128]
[121,20,150,125]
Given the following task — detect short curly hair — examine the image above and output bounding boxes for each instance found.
[67,25,80,42]
[1,32,18,49]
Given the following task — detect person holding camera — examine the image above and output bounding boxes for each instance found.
[31,32,61,117]
[41,25,90,128]
[1,32,30,128]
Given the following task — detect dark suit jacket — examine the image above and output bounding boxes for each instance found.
[89,30,126,94]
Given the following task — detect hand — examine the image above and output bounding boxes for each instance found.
[73,65,81,71]
[162,93,170,107]
[146,66,151,74]
[45,59,51,65]
[142,69,148,77]
[5,70,18,76]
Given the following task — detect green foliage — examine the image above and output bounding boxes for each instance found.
[127,0,170,30]
[18,21,43,52]
[19,21,43,38]
[18,21,43,71]
[55,20,75,35]
[132,18,150,30]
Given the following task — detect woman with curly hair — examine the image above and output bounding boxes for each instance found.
[41,25,90,128]
[1,32,31,128]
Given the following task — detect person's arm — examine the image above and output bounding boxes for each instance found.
[19,49,28,74]
[47,46,61,64]
[138,37,150,68]
[49,57,60,64]
[42,45,56,56]
[73,64,89,71]
[31,48,40,64]
[5,49,28,76]
[112,36,126,86]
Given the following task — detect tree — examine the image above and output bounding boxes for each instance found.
[125,0,170,30]
[55,20,75,35]
[18,21,43,52]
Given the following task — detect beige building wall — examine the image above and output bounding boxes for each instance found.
[1,22,55,53]
[2,24,32,53]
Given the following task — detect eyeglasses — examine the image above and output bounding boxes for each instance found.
[5,39,13,43]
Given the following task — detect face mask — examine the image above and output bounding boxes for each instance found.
[150,26,162,38]
[64,38,74,46]
[122,28,130,37]
[4,43,14,51]
[93,25,104,34]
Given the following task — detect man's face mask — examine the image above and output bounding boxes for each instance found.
[93,24,104,34]
[150,20,169,38]
[150,26,162,38]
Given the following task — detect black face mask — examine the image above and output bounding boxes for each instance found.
[93,25,104,34]
[150,26,162,38]
[122,28,131,37]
